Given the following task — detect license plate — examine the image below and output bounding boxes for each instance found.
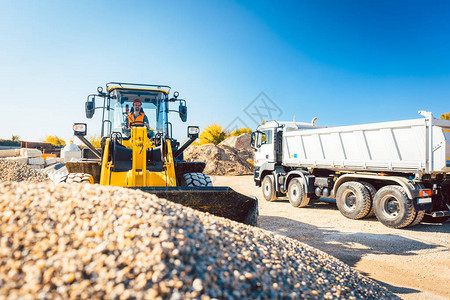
[417,197,432,204]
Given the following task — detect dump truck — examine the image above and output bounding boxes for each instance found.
[251,111,450,228]
[60,82,258,226]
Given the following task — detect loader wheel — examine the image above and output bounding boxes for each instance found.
[359,181,376,218]
[58,173,94,184]
[262,175,277,202]
[181,173,213,187]
[373,185,416,228]
[336,181,371,220]
[287,178,310,208]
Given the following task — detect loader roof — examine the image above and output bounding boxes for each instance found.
[106,82,171,103]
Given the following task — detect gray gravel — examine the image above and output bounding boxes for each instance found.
[0,164,397,299]
[0,159,49,183]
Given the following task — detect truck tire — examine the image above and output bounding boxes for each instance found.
[409,210,425,227]
[287,178,310,207]
[262,175,277,202]
[181,173,213,187]
[359,181,376,218]
[373,185,416,228]
[58,173,94,184]
[336,181,371,219]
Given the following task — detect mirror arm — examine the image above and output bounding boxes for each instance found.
[75,135,102,159]
[174,136,196,159]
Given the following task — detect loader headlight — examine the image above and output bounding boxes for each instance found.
[97,86,103,94]
[188,126,199,138]
[173,91,179,99]
[73,123,87,136]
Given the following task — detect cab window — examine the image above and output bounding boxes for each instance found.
[257,129,272,147]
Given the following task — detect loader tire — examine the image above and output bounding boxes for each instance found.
[262,175,277,202]
[336,181,371,220]
[181,173,213,187]
[373,185,416,228]
[58,173,94,184]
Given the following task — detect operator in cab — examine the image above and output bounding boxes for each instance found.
[127,99,150,129]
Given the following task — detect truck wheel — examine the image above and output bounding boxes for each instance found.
[287,178,310,207]
[262,175,277,202]
[181,173,213,187]
[359,181,376,218]
[409,210,425,227]
[373,185,416,228]
[58,173,94,184]
[336,181,371,219]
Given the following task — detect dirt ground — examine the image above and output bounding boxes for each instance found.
[212,175,450,300]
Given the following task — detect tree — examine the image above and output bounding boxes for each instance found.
[11,135,20,142]
[441,112,450,120]
[88,136,102,148]
[199,124,228,145]
[44,135,66,147]
[229,127,252,137]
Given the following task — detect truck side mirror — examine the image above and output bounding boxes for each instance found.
[250,132,256,149]
[179,104,187,122]
[85,98,95,119]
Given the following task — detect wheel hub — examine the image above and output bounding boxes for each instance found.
[344,192,356,209]
[385,198,399,216]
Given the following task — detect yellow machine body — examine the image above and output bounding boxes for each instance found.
[99,127,176,187]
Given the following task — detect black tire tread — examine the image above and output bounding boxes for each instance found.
[181,172,213,187]
[374,185,416,229]
[336,181,372,220]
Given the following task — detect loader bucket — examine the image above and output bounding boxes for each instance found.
[130,186,258,226]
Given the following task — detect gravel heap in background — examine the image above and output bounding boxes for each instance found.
[184,134,254,176]
[0,180,396,299]
[0,159,49,183]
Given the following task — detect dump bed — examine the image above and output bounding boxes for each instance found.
[282,115,450,174]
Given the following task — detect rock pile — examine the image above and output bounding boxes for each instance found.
[0,179,396,299]
[184,134,254,176]
[0,159,49,183]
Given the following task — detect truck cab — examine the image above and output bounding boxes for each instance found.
[251,120,321,187]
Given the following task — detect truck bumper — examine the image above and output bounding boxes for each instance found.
[254,167,261,187]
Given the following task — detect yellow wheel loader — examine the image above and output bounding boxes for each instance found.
[61,82,258,226]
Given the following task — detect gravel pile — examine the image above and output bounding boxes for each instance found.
[184,134,254,176]
[0,180,396,299]
[0,159,49,183]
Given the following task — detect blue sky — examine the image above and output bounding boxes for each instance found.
[0,0,449,143]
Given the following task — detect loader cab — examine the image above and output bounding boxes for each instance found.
[106,84,171,139]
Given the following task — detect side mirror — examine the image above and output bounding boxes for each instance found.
[85,97,95,119]
[187,126,199,139]
[179,104,187,122]
[73,123,87,136]
[250,132,256,149]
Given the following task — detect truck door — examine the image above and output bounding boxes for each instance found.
[254,129,275,167]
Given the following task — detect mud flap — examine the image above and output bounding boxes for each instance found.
[130,186,259,226]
